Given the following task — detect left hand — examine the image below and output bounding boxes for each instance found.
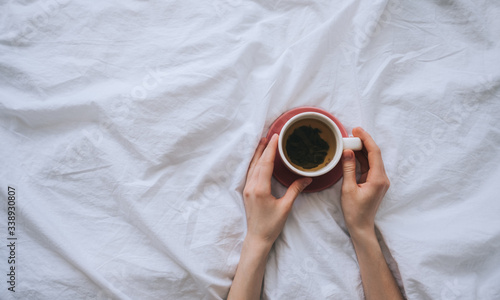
[243,133,312,247]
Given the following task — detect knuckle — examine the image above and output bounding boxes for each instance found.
[243,188,252,199]
[344,163,356,172]
[254,186,267,197]
[342,184,357,195]
[260,159,274,168]
[373,176,390,190]
[372,177,386,187]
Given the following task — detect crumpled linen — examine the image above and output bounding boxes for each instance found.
[1,0,499,299]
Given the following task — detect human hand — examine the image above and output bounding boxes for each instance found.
[243,134,312,248]
[340,127,390,238]
[228,134,311,300]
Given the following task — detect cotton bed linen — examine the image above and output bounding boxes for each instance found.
[1,0,500,299]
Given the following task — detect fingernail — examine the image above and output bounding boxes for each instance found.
[303,178,313,187]
[343,150,354,160]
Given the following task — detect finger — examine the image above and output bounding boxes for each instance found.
[246,137,267,180]
[352,127,385,174]
[256,133,278,184]
[354,149,369,184]
[359,171,368,184]
[354,149,369,173]
[282,177,312,208]
[342,149,358,191]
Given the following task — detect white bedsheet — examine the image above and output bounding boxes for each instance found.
[1,0,500,299]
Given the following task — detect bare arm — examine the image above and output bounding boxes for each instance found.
[350,229,403,300]
[227,237,272,300]
[341,127,403,300]
[227,134,311,300]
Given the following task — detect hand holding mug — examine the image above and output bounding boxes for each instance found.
[340,127,390,237]
[243,134,312,247]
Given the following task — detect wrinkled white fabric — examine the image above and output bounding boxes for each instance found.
[1,0,499,299]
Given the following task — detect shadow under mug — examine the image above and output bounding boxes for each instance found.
[278,112,362,177]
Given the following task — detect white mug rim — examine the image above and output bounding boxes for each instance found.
[278,112,343,177]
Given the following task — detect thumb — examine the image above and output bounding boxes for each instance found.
[342,150,358,191]
[282,177,312,206]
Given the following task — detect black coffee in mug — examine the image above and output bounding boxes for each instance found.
[282,118,336,172]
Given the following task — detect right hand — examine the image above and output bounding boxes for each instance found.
[340,127,390,237]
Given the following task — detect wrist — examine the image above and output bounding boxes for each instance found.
[243,234,274,255]
[348,226,377,245]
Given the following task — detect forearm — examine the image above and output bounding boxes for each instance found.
[227,236,272,300]
[350,228,403,300]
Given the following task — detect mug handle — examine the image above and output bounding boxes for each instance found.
[342,137,362,150]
